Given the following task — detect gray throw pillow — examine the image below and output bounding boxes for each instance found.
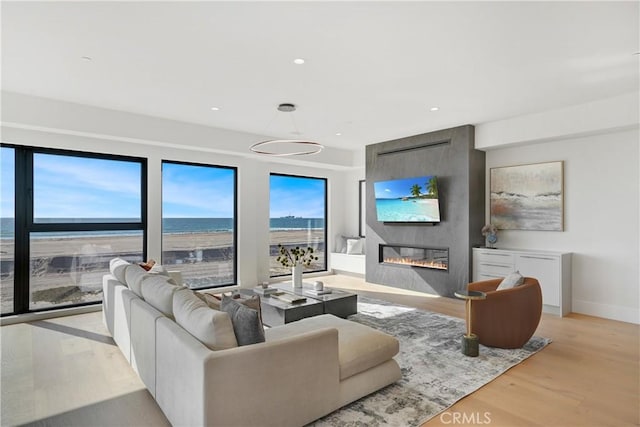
[220,295,265,346]
[497,271,525,290]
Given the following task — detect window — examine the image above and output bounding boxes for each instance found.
[269,174,327,277]
[162,161,237,288]
[1,147,15,314]
[1,145,146,315]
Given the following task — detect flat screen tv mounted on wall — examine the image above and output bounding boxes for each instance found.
[374,175,441,223]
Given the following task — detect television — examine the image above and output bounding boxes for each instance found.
[374,175,441,223]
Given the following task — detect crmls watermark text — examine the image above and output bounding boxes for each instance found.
[439,411,492,424]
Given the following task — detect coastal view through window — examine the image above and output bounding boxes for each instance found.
[0,147,15,314]
[29,153,145,310]
[161,161,236,288]
[269,174,327,277]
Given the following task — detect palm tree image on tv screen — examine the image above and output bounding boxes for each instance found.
[374,175,441,223]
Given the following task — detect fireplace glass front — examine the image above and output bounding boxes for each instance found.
[379,244,448,271]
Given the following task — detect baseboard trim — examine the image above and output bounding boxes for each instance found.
[572,299,639,324]
[0,304,103,326]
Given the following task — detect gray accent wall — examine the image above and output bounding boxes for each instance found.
[365,125,485,296]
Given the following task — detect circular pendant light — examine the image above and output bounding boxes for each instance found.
[250,103,324,156]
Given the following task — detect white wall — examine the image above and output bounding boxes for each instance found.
[1,126,349,289]
[477,92,639,324]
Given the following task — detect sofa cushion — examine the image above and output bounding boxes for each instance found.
[140,275,181,318]
[497,271,525,290]
[125,264,148,297]
[266,314,399,380]
[173,288,237,351]
[220,296,265,346]
[110,257,130,284]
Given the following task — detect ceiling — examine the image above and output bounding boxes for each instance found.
[2,1,638,152]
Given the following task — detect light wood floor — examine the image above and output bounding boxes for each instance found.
[1,274,638,426]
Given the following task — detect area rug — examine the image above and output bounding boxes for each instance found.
[310,297,551,427]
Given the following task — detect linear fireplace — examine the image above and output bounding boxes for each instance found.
[379,244,449,272]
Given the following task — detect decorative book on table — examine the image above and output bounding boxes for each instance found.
[305,288,332,296]
[270,293,307,304]
[254,286,278,296]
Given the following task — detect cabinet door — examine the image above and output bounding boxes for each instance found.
[516,254,560,307]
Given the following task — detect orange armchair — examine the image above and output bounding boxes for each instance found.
[467,277,542,349]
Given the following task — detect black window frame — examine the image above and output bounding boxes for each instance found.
[160,159,238,289]
[269,172,328,277]
[1,143,147,315]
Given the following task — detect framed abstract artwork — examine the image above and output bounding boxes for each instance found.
[490,161,564,231]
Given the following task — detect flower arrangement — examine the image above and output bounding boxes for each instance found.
[481,224,498,248]
[276,244,318,268]
[481,224,497,237]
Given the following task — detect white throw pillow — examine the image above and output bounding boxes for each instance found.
[496,271,525,290]
[173,288,238,351]
[337,235,360,253]
[346,238,364,255]
[109,258,130,284]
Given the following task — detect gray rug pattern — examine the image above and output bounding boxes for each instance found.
[310,297,551,427]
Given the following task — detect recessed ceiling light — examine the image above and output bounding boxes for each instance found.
[335,133,342,136]
[81,56,92,62]
[210,106,220,111]
[293,58,305,65]
[430,107,440,112]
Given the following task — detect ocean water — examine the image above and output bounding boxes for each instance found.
[375,198,440,222]
[0,217,325,239]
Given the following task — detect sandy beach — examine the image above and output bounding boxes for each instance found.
[0,229,325,312]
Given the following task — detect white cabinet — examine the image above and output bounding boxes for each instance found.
[472,248,572,316]
[330,253,366,275]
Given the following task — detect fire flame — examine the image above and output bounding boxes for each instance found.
[383,257,448,270]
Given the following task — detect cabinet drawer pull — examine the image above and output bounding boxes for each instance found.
[482,263,511,268]
[520,255,555,261]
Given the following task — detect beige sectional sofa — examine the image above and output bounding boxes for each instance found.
[102,258,401,426]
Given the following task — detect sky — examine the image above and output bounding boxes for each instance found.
[374,175,436,199]
[32,153,143,219]
[162,162,235,218]
[269,175,325,218]
[0,147,15,218]
[1,149,326,220]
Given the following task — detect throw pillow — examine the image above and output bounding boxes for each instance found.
[346,238,364,255]
[139,259,156,271]
[109,258,130,284]
[197,293,262,322]
[336,235,360,253]
[173,288,238,351]
[220,295,265,346]
[195,292,222,310]
[236,295,263,323]
[497,271,525,290]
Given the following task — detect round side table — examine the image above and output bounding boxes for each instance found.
[454,290,487,357]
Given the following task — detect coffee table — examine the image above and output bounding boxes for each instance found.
[239,289,323,327]
[272,282,358,319]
